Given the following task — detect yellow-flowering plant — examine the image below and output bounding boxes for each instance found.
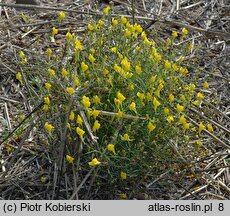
[14,7,225,200]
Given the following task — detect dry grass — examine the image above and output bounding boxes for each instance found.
[0,0,229,200]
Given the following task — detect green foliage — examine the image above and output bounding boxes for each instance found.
[16,8,214,199]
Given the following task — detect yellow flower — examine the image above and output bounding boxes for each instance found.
[183,122,190,130]
[128,84,134,91]
[45,122,54,134]
[40,176,47,183]
[47,48,52,58]
[141,31,147,39]
[166,38,171,46]
[107,143,115,154]
[58,11,65,23]
[144,38,152,46]
[164,60,171,70]
[81,61,89,72]
[146,92,153,101]
[103,6,111,15]
[118,193,127,199]
[69,111,75,121]
[62,68,69,77]
[88,24,94,31]
[135,64,142,74]
[120,172,127,181]
[155,83,164,97]
[120,133,133,141]
[118,110,123,118]
[167,115,174,123]
[133,32,138,39]
[76,127,85,140]
[197,92,204,100]
[66,87,75,95]
[193,100,200,106]
[84,81,89,87]
[112,18,118,26]
[179,115,187,125]
[93,95,101,104]
[134,24,143,33]
[182,27,188,35]
[76,115,83,125]
[117,92,126,102]
[154,53,162,62]
[103,68,109,76]
[189,83,196,91]
[98,20,104,27]
[199,122,205,133]
[172,64,178,72]
[43,104,49,112]
[176,104,184,114]
[129,102,137,113]
[51,27,58,37]
[20,56,27,65]
[75,39,83,51]
[121,57,131,71]
[179,67,185,74]
[93,120,100,132]
[45,82,51,91]
[137,92,145,101]
[16,72,22,83]
[66,122,71,129]
[19,51,25,58]
[124,28,131,37]
[207,123,214,133]
[153,97,161,112]
[111,47,117,53]
[172,31,178,38]
[92,109,100,119]
[66,154,74,164]
[114,98,122,107]
[136,46,140,52]
[164,108,169,115]
[82,96,91,108]
[66,31,74,41]
[114,64,121,73]
[185,68,189,74]
[88,54,96,63]
[88,158,101,166]
[180,94,186,102]
[74,77,81,87]
[151,47,157,55]
[203,81,209,89]
[159,78,165,84]
[48,68,55,78]
[44,97,50,105]
[121,16,127,24]
[148,122,156,132]
[87,110,93,117]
